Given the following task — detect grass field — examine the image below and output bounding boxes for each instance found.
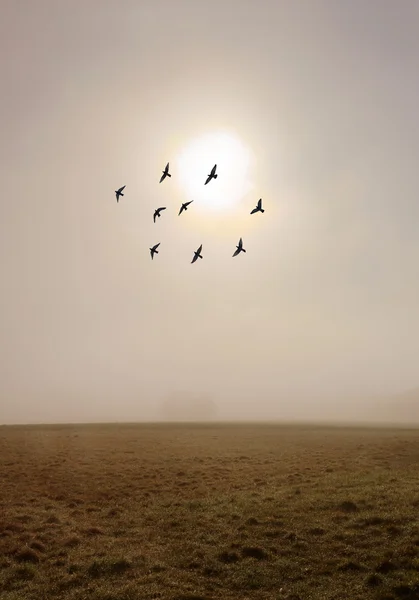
[1,422,419,600]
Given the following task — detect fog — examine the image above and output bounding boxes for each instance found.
[1,1,419,424]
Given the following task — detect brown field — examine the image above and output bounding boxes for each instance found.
[1,422,419,600]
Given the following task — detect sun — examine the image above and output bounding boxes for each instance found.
[175,131,255,212]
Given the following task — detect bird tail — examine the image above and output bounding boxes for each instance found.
[260,208,264,213]
[167,173,171,177]
[120,192,124,196]
[199,255,203,259]
[155,250,159,254]
[214,174,218,179]
[242,249,246,252]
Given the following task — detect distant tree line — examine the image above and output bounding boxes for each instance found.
[160,391,218,421]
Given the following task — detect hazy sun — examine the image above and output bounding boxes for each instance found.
[175,131,254,212]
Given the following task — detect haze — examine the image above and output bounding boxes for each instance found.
[1,0,419,425]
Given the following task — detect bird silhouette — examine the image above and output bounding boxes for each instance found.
[150,243,160,260]
[205,164,218,185]
[191,244,203,264]
[250,198,264,214]
[179,200,194,215]
[153,207,166,223]
[232,237,246,257]
[115,185,125,202]
[159,162,171,183]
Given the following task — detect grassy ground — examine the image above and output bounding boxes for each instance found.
[0,422,419,600]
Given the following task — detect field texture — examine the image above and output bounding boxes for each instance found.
[1,423,419,600]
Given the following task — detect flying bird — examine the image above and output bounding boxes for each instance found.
[115,185,125,202]
[150,243,160,260]
[191,244,203,264]
[232,237,246,257]
[250,198,264,214]
[153,207,166,223]
[205,164,218,185]
[178,200,194,216]
[159,162,171,183]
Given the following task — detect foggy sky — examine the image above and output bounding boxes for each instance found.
[1,0,419,424]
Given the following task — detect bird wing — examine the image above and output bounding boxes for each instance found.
[159,172,166,183]
[153,212,156,223]
[211,164,217,175]
[157,207,166,213]
[117,185,126,194]
[185,200,193,207]
[257,198,262,209]
[232,248,240,257]
[191,254,198,263]
[204,174,211,185]
[179,205,184,215]
[250,208,257,214]
[197,244,202,254]
[152,243,160,251]
[238,238,243,249]
[165,162,169,172]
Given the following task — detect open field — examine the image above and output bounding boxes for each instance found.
[1,422,419,600]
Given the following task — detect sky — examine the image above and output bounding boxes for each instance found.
[1,0,419,424]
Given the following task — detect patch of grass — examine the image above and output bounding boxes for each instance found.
[338,500,359,513]
[337,560,367,572]
[308,527,326,535]
[13,564,37,580]
[29,540,45,553]
[376,560,398,574]
[14,547,41,563]
[217,551,239,563]
[83,526,105,536]
[365,573,383,587]
[62,535,81,547]
[241,546,268,560]
[1,422,419,599]
[87,557,133,577]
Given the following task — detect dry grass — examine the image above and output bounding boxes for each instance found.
[1,422,419,599]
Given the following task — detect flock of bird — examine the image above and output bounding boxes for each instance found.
[114,162,264,263]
